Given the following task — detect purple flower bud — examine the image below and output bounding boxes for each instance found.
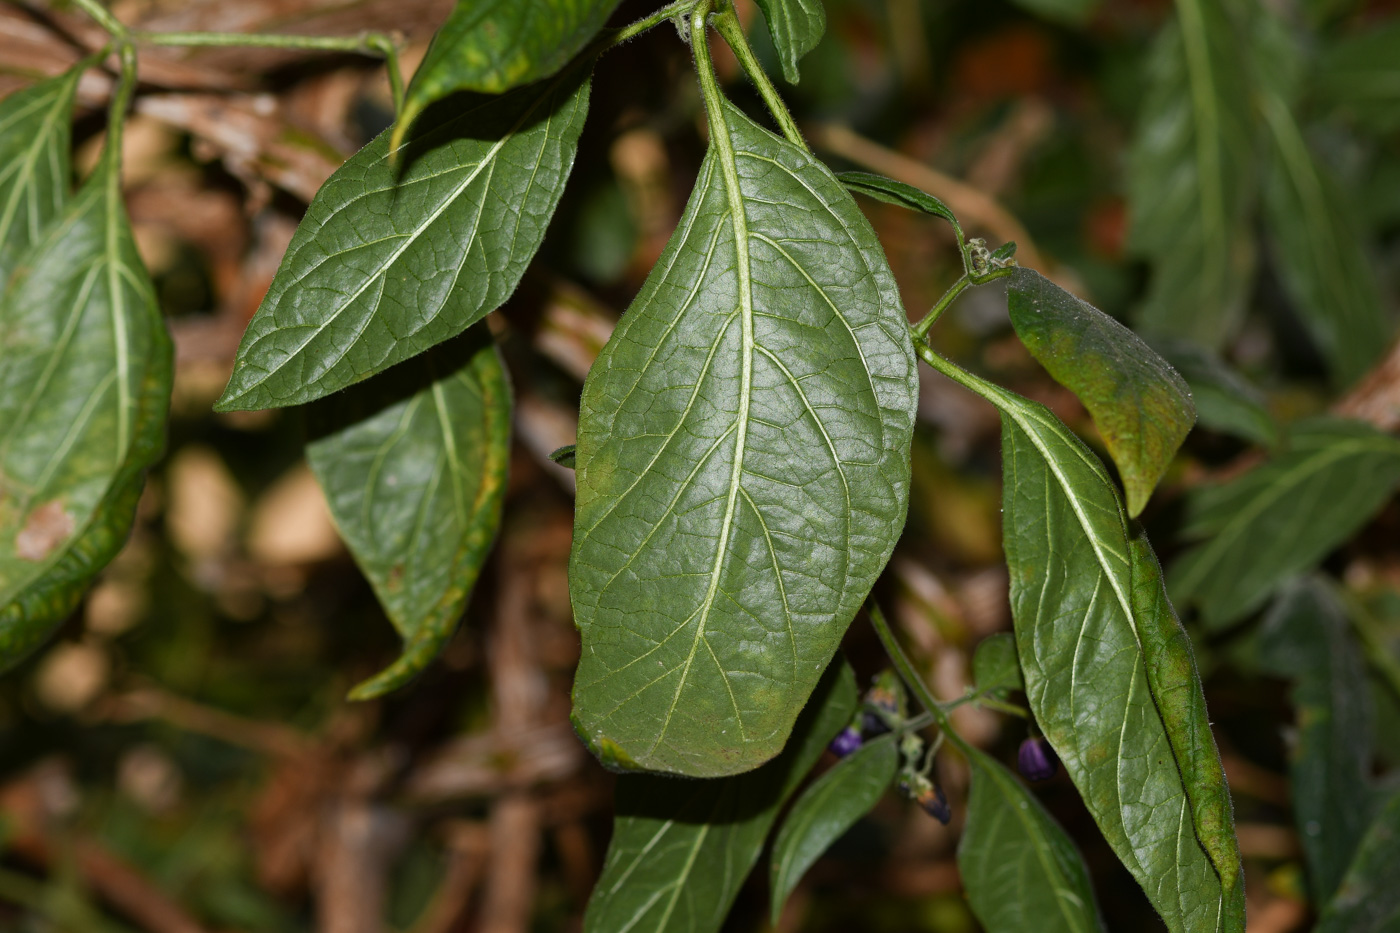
[829,726,863,758]
[917,783,951,824]
[1018,737,1059,782]
[860,710,891,737]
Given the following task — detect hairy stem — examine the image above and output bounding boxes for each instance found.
[134,30,397,53]
[914,276,971,338]
[710,6,806,150]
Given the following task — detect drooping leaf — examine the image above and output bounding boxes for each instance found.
[0,67,82,285]
[396,0,617,144]
[1169,418,1400,630]
[1006,268,1195,517]
[972,632,1023,698]
[754,0,827,85]
[569,92,917,777]
[306,326,510,699]
[0,155,172,667]
[1006,0,1101,26]
[548,444,577,469]
[837,171,964,244]
[1149,340,1278,448]
[768,733,897,923]
[1316,791,1400,933]
[1258,580,1374,903]
[1314,18,1400,133]
[583,658,856,933]
[1127,0,1256,349]
[216,72,590,413]
[958,746,1106,933]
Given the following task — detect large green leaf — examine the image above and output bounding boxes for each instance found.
[0,68,81,286]
[306,326,510,699]
[397,0,617,142]
[1127,0,1256,349]
[768,733,897,923]
[959,746,1105,933]
[1314,18,1400,133]
[568,83,917,776]
[1149,340,1277,448]
[1169,418,1400,630]
[583,658,856,933]
[1258,580,1374,903]
[754,0,827,85]
[216,72,590,412]
[0,155,172,667]
[1316,791,1400,933]
[1006,268,1195,518]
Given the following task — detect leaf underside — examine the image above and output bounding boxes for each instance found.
[217,72,590,412]
[0,68,80,285]
[754,0,827,85]
[307,325,510,699]
[569,98,917,778]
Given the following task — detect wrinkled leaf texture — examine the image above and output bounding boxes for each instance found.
[754,0,827,85]
[569,88,917,776]
[0,68,80,283]
[1316,791,1400,933]
[583,659,855,933]
[307,326,510,699]
[217,71,589,412]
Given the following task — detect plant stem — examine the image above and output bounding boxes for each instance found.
[913,275,970,338]
[866,602,976,756]
[103,42,138,167]
[710,5,806,150]
[133,30,396,53]
[603,0,699,47]
[70,0,127,37]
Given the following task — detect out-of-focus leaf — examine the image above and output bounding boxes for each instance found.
[396,0,616,144]
[306,326,509,699]
[0,154,172,667]
[1258,580,1374,903]
[1127,0,1256,349]
[216,72,590,412]
[1150,340,1278,447]
[569,85,917,776]
[1006,268,1195,517]
[583,659,856,933]
[0,67,81,284]
[1314,19,1400,133]
[754,0,826,84]
[959,746,1106,933]
[768,733,897,923]
[1169,418,1400,630]
[972,632,1022,697]
[1007,0,1101,26]
[1316,791,1400,933]
[837,171,964,242]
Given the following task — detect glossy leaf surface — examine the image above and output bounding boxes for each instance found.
[768,732,897,923]
[583,659,855,933]
[217,73,590,412]
[307,327,510,699]
[1006,268,1195,517]
[0,156,172,667]
[959,746,1105,933]
[1169,418,1400,630]
[1150,340,1277,448]
[0,68,80,284]
[972,632,1023,697]
[754,0,826,84]
[569,97,917,777]
[1316,791,1400,933]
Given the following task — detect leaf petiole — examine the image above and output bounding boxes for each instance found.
[912,264,1017,338]
[866,602,975,757]
[710,5,806,150]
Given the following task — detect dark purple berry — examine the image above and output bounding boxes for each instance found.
[829,726,863,758]
[1018,737,1059,782]
[860,710,891,737]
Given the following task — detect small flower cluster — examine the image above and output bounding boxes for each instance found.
[826,669,907,758]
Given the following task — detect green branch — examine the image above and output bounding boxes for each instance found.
[710,5,806,150]
[866,601,976,757]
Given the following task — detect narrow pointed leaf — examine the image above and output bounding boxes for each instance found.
[959,746,1106,933]
[1316,791,1400,933]
[584,658,856,933]
[1007,268,1195,517]
[972,631,1023,698]
[837,171,964,241]
[306,326,510,699]
[754,0,827,84]
[1127,0,1256,348]
[1149,340,1277,448]
[0,67,82,284]
[569,98,917,777]
[216,72,590,412]
[0,156,172,667]
[1258,580,1374,903]
[1169,418,1400,630]
[769,733,897,923]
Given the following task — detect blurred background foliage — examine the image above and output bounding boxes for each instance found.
[0,0,1398,930]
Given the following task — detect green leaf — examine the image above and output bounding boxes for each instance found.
[1006,268,1195,517]
[306,326,510,699]
[768,733,897,923]
[972,632,1023,698]
[754,0,827,85]
[1317,791,1400,933]
[1258,580,1374,903]
[1169,418,1400,630]
[1149,340,1278,448]
[1315,18,1400,133]
[0,155,172,668]
[1127,0,1256,349]
[396,0,617,144]
[569,96,918,777]
[837,171,964,242]
[548,444,577,469]
[1006,0,1101,26]
[958,746,1105,933]
[0,67,82,285]
[216,72,590,413]
[583,658,856,933]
